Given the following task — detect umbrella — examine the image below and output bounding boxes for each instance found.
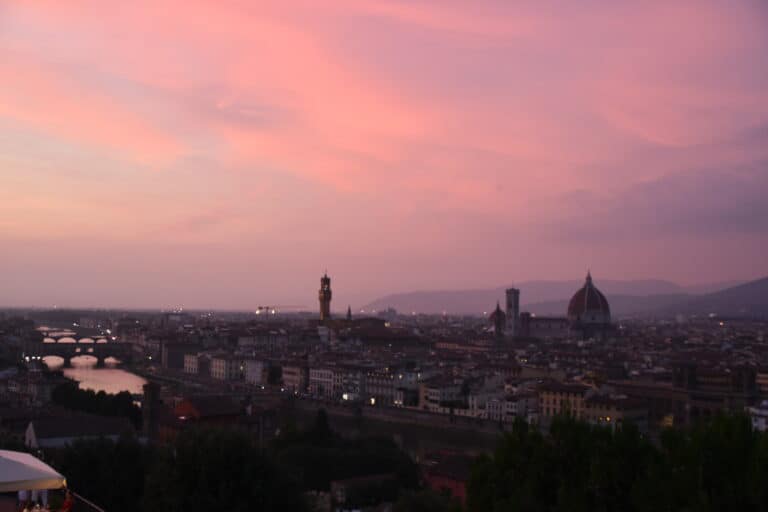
[0,450,66,492]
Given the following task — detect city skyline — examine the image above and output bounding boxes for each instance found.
[2,1,767,309]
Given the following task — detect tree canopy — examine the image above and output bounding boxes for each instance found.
[51,381,142,428]
[467,415,768,512]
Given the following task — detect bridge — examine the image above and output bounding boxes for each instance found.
[24,337,134,368]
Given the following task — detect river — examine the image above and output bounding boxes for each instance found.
[44,355,147,395]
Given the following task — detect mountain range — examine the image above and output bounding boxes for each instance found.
[363,278,768,318]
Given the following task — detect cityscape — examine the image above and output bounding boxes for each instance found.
[2,270,768,510]
[2,1,768,512]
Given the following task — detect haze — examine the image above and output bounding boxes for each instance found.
[1,1,767,310]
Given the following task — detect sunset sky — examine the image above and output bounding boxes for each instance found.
[1,1,767,310]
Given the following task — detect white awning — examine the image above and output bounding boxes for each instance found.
[0,450,66,492]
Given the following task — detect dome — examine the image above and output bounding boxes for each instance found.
[489,302,506,324]
[567,272,610,324]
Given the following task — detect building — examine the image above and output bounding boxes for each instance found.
[505,288,520,336]
[422,452,472,505]
[567,272,611,339]
[26,415,133,449]
[210,354,244,381]
[319,272,332,322]
[161,342,198,370]
[519,313,570,339]
[420,376,462,413]
[282,364,308,393]
[309,366,341,399]
[366,371,395,406]
[538,381,590,420]
[172,395,243,427]
[244,359,266,386]
[487,393,538,423]
[238,328,289,353]
[747,401,768,432]
[183,353,199,375]
[583,395,648,432]
[513,272,611,340]
[338,364,369,401]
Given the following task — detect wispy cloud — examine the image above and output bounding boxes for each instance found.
[0,0,767,307]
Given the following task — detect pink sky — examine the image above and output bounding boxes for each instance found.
[1,0,767,309]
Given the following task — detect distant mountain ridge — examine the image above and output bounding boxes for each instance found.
[524,294,690,317]
[658,277,768,317]
[364,278,759,317]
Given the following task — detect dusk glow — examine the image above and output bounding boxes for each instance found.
[2,1,767,309]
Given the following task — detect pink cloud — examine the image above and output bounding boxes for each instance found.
[1,0,767,306]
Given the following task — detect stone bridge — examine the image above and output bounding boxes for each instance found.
[24,338,134,368]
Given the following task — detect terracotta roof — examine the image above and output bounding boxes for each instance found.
[567,272,611,317]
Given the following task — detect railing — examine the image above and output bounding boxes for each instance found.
[71,491,105,512]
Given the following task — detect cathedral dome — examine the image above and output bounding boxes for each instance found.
[567,272,610,324]
[489,302,506,325]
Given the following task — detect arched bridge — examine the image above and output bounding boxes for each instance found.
[24,337,134,368]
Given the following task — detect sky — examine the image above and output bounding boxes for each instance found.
[1,0,767,310]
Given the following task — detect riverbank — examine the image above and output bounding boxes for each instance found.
[44,355,147,395]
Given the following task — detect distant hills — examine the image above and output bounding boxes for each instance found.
[363,278,766,318]
[524,294,690,317]
[657,277,768,317]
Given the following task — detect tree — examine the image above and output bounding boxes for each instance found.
[467,414,768,512]
[272,410,419,493]
[394,490,463,512]
[50,434,150,512]
[51,381,142,428]
[143,428,307,512]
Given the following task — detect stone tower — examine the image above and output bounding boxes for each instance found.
[319,272,332,321]
[505,287,520,336]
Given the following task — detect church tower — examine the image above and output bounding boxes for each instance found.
[505,287,520,336]
[319,272,332,322]
[490,301,507,341]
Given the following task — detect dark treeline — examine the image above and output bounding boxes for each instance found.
[468,415,768,512]
[51,381,142,429]
[45,411,768,511]
[48,410,422,512]
[273,410,419,492]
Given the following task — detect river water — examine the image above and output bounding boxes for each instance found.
[44,355,147,395]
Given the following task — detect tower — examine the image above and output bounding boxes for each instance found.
[505,288,520,336]
[490,301,506,341]
[319,272,332,322]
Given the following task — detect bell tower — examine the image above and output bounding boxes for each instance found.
[319,272,332,321]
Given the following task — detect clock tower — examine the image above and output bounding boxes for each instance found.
[319,272,332,322]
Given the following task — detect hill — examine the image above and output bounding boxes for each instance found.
[525,294,689,317]
[659,276,768,317]
[364,279,714,316]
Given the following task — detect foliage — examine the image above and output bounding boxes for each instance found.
[271,409,420,492]
[394,489,464,512]
[51,381,142,428]
[467,415,768,512]
[50,434,151,512]
[0,430,27,451]
[42,409,422,512]
[143,428,307,512]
